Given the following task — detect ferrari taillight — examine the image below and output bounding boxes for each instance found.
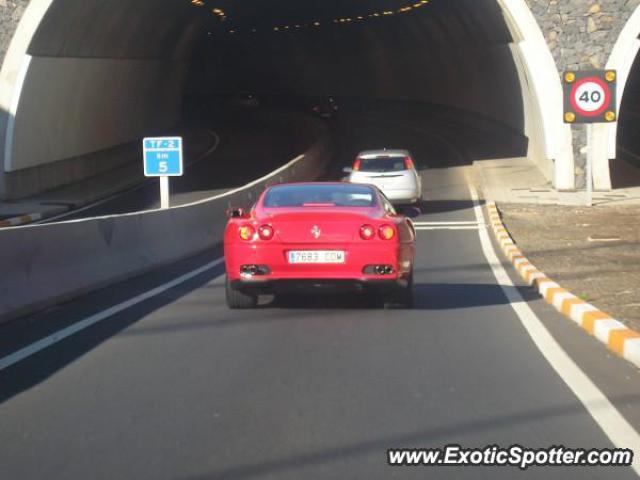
[360,224,376,240]
[258,225,274,240]
[404,157,415,170]
[379,225,396,240]
[238,225,255,241]
[353,159,362,171]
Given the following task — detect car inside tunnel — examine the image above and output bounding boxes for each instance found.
[0,0,534,205]
[5,3,640,477]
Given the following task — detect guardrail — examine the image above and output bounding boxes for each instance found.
[0,115,331,323]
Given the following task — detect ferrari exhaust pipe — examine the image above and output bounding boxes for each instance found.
[367,265,395,276]
[241,265,271,277]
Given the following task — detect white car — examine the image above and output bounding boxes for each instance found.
[344,149,422,206]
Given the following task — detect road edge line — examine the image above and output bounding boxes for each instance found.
[469,184,640,474]
[487,201,640,370]
[0,258,225,372]
[2,130,221,228]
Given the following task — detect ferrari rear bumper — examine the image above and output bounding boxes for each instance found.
[230,278,408,295]
[225,242,413,283]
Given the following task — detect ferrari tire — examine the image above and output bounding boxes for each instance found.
[226,277,258,309]
[384,272,414,309]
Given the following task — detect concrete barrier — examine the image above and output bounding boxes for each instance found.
[0,116,332,323]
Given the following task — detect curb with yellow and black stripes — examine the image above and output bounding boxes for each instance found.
[487,201,640,370]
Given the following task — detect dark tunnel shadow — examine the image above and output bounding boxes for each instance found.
[177,393,640,480]
[416,199,482,216]
[609,156,640,189]
[268,282,538,311]
[0,277,538,405]
[0,261,227,406]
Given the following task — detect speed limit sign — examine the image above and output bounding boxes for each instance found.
[563,70,617,123]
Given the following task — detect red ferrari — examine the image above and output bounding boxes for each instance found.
[223,182,416,309]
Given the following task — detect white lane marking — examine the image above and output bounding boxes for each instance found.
[413,221,486,231]
[413,221,483,226]
[468,183,640,475]
[36,131,222,224]
[414,226,483,231]
[0,258,225,372]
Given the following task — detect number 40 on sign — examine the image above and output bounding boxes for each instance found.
[563,70,617,124]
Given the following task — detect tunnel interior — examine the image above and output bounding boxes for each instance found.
[616,50,640,189]
[4,0,531,199]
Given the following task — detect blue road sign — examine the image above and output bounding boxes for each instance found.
[143,137,184,177]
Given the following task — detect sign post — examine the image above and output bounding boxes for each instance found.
[143,137,184,209]
[563,70,617,206]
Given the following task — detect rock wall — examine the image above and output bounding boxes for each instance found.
[527,0,640,186]
[0,0,29,67]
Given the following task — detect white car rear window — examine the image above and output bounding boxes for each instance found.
[359,156,407,173]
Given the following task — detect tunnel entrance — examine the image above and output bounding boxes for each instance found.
[187,0,528,167]
[615,50,640,189]
[0,0,562,200]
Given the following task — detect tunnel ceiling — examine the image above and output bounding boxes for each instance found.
[8,0,525,185]
[27,0,514,60]
[201,0,513,45]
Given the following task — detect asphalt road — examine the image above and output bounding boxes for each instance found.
[1,109,639,479]
[48,112,309,221]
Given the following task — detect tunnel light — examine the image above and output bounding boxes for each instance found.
[190,0,204,6]
[230,0,431,38]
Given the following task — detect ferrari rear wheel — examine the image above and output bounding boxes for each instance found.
[384,271,414,309]
[226,277,258,309]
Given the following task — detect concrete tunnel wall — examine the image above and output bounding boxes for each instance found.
[5,0,636,198]
[0,0,205,199]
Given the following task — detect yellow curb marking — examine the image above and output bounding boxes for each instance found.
[560,297,586,316]
[487,202,640,370]
[581,310,612,335]
[609,330,640,356]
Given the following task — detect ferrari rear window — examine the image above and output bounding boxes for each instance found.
[358,156,406,173]
[263,185,377,208]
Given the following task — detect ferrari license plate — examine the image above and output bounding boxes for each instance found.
[288,250,345,264]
